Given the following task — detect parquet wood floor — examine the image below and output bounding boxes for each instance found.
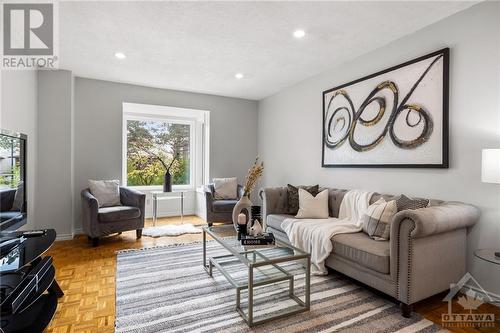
[44,216,499,333]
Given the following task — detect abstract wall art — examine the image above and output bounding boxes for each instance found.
[322,48,449,168]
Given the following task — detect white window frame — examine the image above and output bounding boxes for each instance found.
[122,103,210,191]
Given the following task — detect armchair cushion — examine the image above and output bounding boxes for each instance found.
[98,206,141,223]
[212,200,238,213]
[332,232,390,274]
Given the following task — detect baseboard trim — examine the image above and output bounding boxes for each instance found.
[56,233,74,241]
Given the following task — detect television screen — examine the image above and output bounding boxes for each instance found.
[0,130,27,231]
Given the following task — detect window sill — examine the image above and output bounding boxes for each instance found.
[127,185,195,192]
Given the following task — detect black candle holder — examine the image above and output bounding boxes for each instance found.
[237,222,247,240]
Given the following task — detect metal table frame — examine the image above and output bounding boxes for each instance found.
[202,226,311,326]
[151,191,185,226]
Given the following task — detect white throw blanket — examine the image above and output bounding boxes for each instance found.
[281,190,374,275]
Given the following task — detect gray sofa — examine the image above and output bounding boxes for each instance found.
[81,187,145,246]
[203,184,244,226]
[260,187,480,317]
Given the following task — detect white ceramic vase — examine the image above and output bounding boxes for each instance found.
[232,194,252,231]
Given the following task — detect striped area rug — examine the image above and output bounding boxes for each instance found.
[116,241,446,333]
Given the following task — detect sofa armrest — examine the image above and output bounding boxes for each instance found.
[391,202,478,305]
[391,202,480,239]
[260,187,289,219]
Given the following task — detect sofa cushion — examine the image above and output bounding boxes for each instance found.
[266,214,294,232]
[332,232,390,274]
[266,226,290,245]
[98,206,140,223]
[212,200,238,213]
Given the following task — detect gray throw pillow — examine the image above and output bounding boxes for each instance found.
[287,184,319,215]
[213,177,238,200]
[11,182,24,212]
[396,194,429,211]
[88,179,121,208]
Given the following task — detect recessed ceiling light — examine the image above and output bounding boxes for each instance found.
[235,73,244,79]
[114,52,126,59]
[293,29,306,39]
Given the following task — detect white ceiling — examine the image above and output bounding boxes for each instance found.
[59,1,476,100]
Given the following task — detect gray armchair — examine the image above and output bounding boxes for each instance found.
[81,187,145,247]
[1,188,24,230]
[203,184,243,226]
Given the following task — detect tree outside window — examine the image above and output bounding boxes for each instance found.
[0,136,21,189]
[126,120,190,187]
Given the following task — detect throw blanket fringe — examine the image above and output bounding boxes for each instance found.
[282,190,374,275]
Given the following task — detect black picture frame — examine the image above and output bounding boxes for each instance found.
[321,48,449,168]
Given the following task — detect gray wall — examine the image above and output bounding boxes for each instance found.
[0,71,38,230]
[258,2,500,295]
[37,70,74,236]
[74,77,258,230]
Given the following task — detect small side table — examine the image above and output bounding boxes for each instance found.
[474,249,500,265]
[151,191,186,226]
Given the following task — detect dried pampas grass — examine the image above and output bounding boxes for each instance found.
[243,156,264,196]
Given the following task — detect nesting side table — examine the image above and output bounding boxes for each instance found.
[151,191,186,226]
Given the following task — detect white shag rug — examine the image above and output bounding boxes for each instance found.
[142,224,203,237]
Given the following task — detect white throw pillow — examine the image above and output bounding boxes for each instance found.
[88,179,121,207]
[213,177,238,200]
[295,188,329,219]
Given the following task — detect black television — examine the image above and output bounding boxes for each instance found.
[0,129,27,231]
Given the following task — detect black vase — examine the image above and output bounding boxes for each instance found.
[251,205,262,223]
[163,171,172,192]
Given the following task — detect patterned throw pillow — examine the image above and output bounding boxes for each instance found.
[287,184,319,215]
[396,194,429,212]
[361,198,398,241]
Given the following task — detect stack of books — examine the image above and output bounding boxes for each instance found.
[241,233,275,250]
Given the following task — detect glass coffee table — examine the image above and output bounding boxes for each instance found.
[202,225,310,326]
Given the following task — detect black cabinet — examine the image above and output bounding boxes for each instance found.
[1,229,63,333]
